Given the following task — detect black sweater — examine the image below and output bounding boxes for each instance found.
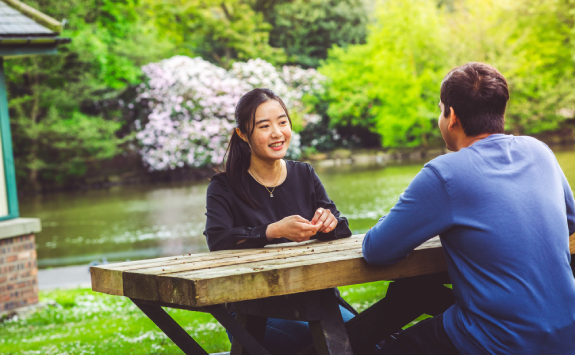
[204,160,352,251]
[203,160,357,315]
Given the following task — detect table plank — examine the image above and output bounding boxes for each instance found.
[90,237,363,296]
[91,264,124,296]
[186,246,446,307]
[106,237,362,273]
[92,235,445,305]
[127,239,364,277]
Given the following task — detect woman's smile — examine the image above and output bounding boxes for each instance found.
[269,141,284,150]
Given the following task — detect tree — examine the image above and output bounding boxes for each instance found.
[320,0,448,148]
[5,0,172,191]
[499,0,575,135]
[439,0,575,135]
[321,0,575,149]
[253,0,370,68]
[7,56,122,191]
[144,0,286,68]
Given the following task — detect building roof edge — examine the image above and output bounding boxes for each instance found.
[2,0,62,33]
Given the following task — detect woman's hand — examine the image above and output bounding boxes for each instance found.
[266,215,321,242]
[311,207,338,233]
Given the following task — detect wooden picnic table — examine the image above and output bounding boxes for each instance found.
[90,233,575,355]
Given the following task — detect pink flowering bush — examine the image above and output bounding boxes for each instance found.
[136,56,324,170]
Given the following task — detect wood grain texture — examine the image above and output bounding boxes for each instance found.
[91,236,446,306]
[90,266,123,296]
[90,236,364,299]
[128,239,364,277]
[185,246,447,307]
[92,234,575,307]
[107,237,362,273]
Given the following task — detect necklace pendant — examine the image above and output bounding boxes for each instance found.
[270,193,274,197]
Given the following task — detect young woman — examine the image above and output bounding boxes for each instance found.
[204,88,356,355]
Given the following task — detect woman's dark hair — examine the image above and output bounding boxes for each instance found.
[221,88,292,207]
[440,62,509,136]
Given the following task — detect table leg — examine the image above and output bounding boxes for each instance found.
[346,272,454,354]
[307,289,353,355]
[206,304,271,355]
[131,298,208,355]
[230,313,267,355]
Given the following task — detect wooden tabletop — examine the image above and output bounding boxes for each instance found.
[91,235,449,308]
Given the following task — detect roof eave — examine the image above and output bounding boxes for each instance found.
[2,0,63,33]
[0,36,71,46]
[0,45,57,58]
[0,36,71,58]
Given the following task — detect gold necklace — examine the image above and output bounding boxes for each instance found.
[249,161,283,197]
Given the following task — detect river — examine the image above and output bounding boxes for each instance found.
[21,147,575,269]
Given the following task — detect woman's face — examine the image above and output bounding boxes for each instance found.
[248,100,292,161]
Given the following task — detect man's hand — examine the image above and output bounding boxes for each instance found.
[311,207,338,233]
[267,215,321,242]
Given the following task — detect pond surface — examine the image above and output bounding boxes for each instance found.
[21,147,575,268]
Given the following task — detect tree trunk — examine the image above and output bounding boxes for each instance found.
[513,122,522,136]
[28,60,41,193]
[29,167,41,193]
[421,132,429,148]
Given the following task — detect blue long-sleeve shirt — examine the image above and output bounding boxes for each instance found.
[363,134,575,354]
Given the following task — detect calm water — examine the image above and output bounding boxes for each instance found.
[21,148,575,268]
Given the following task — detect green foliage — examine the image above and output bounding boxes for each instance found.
[254,0,370,68]
[321,0,447,147]
[146,0,286,68]
[500,0,575,134]
[321,0,575,148]
[7,0,575,191]
[5,0,173,191]
[437,0,575,135]
[5,0,372,191]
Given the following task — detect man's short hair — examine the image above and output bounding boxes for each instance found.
[440,62,509,136]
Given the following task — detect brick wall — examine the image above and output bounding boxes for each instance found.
[0,234,38,313]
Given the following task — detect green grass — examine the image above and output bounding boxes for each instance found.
[0,281,430,354]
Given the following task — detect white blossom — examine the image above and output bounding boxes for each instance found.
[136,56,325,170]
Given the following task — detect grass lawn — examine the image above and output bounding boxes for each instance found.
[0,281,430,354]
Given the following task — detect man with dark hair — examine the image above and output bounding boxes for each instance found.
[363,62,575,354]
[440,62,508,137]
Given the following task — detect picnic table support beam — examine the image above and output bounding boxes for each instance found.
[298,273,455,355]
[307,289,353,355]
[229,289,353,355]
[206,304,272,355]
[131,298,209,355]
[230,313,267,355]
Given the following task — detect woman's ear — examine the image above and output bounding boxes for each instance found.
[236,128,249,143]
